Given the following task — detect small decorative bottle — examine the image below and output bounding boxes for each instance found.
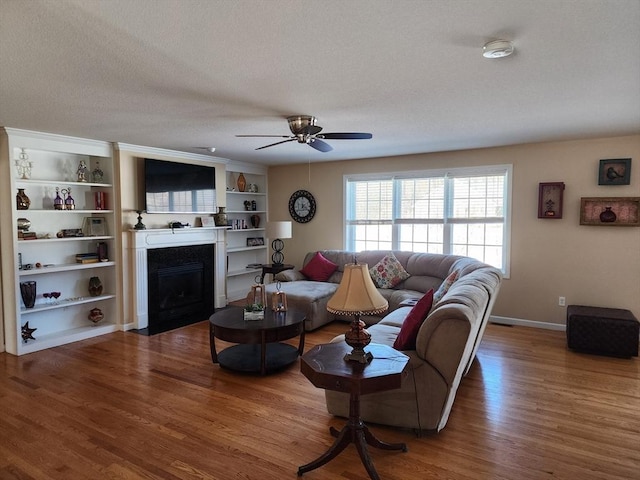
[88,307,105,324]
[54,187,64,210]
[91,160,104,183]
[88,276,103,297]
[237,173,247,192]
[63,188,75,210]
[16,189,31,210]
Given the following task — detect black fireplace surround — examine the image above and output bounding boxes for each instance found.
[146,245,214,334]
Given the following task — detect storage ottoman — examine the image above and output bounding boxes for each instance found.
[566,305,639,358]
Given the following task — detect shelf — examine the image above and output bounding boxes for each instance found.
[16,209,114,214]
[19,261,115,275]
[20,294,116,314]
[16,178,112,188]
[227,228,265,233]
[227,268,262,278]
[580,197,640,227]
[18,235,113,243]
[227,191,266,196]
[19,322,119,355]
[226,210,266,214]
[227,245,268,253]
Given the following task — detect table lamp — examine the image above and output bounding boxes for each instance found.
[266,221,292,265]
[327,263,388,363]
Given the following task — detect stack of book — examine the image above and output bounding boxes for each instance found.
[76,253,99,264]
[18,231,37,240]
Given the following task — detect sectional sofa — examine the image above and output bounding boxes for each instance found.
[265,250,503,432]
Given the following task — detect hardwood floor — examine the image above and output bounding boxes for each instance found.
[0,319,638,480]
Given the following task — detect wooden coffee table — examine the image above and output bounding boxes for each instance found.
[209,307,305,375]
[298,342,410,480]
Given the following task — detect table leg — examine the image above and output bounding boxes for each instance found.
[297,328,306,356]
[297,425,351,476]
[298,390,406,479]
[209,324,218,364]
[260,331,267,376]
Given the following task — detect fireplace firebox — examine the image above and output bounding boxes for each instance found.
[147,245,214,334]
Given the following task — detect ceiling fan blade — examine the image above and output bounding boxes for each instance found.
[301,125,323,135]
[255,138,296,150]
[236,134,293,138]
[309,138,333,152]
[317,132,373,140]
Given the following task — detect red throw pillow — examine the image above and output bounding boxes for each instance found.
[393,289,434,351]
[300,252,339,281]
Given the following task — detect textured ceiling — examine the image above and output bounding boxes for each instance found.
[1,0,639,165]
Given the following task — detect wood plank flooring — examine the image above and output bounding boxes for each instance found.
[0,319,638,480]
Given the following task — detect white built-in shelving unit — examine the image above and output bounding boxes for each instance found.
[0,128,121,355]
[225,166,268,302]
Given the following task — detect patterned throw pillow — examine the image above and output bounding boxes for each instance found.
[393,289,434,350]
[369,253,411,289]
[300,252,339,281]
[432,270,460,304]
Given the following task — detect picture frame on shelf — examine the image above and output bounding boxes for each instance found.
[247,237,265,247]
[598,158,631,186]
[84,217,107,236]
[200,216,215,227]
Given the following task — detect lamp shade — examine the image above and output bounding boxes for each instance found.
[266,221,292,239]
[327,263,388,316]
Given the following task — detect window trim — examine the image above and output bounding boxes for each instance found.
[343,164,512,278]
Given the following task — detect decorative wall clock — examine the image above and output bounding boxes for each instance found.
[289,189,316,223]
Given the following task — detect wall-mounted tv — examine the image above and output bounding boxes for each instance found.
[144,158,216,214]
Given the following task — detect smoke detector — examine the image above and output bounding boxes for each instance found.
[483,39,514,58]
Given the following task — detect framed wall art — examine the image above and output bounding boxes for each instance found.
[538,182,565,219]
[598,158,631,186]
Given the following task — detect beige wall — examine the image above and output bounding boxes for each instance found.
[267,135,640,327]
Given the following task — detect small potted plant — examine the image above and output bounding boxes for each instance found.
[244,302,265,321]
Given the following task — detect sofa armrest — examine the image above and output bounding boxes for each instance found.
[274,269,306,282]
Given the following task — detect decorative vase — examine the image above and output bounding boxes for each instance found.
[237,173,246,192]
[88,276,103,297]
[214,207,228,226]
[17,217,31,232]
[88,307,105,324]
[63,188,75,210]
[54,187,64,210]
[20,281,36,309]
[16,189,30,210]
[599,207,617,223]
[250,214,260,228]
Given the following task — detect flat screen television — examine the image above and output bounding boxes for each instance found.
[144,158,216,214]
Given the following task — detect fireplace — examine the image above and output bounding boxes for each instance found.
[147,245,213,334]
[131,228,226,333]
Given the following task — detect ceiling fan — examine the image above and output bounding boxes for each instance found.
[236,115,372,152]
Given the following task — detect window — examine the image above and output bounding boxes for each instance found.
[345,165,511,275]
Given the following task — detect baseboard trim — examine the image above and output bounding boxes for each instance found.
[490,315,566,331]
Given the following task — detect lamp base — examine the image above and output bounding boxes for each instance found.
[344,348,373,364]
[343,316,373,364]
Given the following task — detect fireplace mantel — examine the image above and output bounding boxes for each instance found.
[131,228,227,330]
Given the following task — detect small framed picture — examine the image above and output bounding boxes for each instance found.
[246,237,265,247]
[200,216,215,227]
[598,158,631,185]
[84,217,107,236]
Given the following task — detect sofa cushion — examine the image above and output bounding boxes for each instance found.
[433,269,459,304]
[369,253,411,289]
[393,289,434,350]
[300,251,339,281]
